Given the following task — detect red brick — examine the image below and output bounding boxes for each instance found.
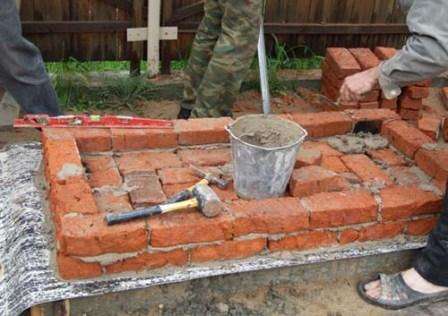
[415,147,448,182]
[50,180,98,217]
[399,109,420,121]
[380,98,398,111]
[229,198,309,236]
[162,182,195,198]
[405,86,430,99]
[433,178,447,194]
[441,87,448,108]
[213,184,239,202]
[418,114,441,140]
[111,128,177,151]
[148,210,233,247]
[125,172,166,207]
[175,117,232,145]
[83,155,115,172]
[290,112,353,137]
[374,47,397,60]
[302,141,342,157]
[191,238,266,263]
[346,109,400,124]
[380,186,443,221]
[320,156,349,173]
[325,48,361,78]
[407,218,438,236]
[268,231,337,252]
[105,249,187,274]
[295,148,322,168]
[387,166,425,187]
[57,254,102,280]
[88,167,122,188]
[303,190,377,228]
[321,80,340,101]
[93,190,133,213]
[341,154,392,185]
[60,214,148,256]
[42,128,84,183]
[116,151,182,175]
[321,62,345,87]
[338,229,360,245]
[349,48,380,70]
[367,148,406,167]
[399,95,423,110]
[359,101,379,109]
[157,167,200,185]
[358,222,405,241]
[381,120,434,158]
[178,148,231,166]
[289,166,349,197]
[70,128,112,153]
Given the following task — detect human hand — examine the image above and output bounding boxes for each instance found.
[340,66,380,102]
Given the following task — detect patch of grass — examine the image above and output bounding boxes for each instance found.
[247,41,323,94]
[46,58,136,74]
[171,59,188,71]
[52,73,156,113]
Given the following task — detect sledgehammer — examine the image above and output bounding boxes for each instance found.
[105,184,224,225]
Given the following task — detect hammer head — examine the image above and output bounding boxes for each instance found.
[192,183,224,218]
[190,164,229,189]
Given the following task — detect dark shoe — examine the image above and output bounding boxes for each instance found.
[357,273,448,310]
[177,107,192,119]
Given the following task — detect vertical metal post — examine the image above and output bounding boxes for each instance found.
[257,21,271,114]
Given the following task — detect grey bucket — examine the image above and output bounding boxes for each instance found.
[226,115,307,200]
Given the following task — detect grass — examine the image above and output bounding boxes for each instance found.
[47,43,323,112]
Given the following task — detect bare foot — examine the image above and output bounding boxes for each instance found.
[364,268,448,299]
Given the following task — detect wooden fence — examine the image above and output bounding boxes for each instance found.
[20,0,409,73]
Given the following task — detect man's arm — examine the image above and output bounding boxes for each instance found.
[380,0,448,95]
[341,0,448,101]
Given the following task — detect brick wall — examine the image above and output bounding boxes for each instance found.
[42,111,448,280]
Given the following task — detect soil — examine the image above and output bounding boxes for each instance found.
[229,115,304,148]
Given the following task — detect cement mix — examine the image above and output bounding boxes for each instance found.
[0,143,429,316]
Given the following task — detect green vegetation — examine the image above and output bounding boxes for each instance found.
[45,58,135,74]
[46,44,323,112]
[52,72,156,113]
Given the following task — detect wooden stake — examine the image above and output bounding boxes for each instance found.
[147,0,161,76]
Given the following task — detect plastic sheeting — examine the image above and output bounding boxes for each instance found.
[0,143,426,316]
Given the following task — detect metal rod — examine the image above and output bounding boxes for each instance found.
[257,21,271,114]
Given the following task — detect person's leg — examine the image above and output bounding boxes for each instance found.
[180,0,223,117]
[191,0,263,118]
[0,0,61,116]
[364,183,448,299]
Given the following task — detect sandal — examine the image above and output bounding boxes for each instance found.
[357,273,448,310]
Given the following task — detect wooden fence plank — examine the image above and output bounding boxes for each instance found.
[21,0,410,64]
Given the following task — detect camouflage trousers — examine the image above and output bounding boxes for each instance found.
[182,0,263,118]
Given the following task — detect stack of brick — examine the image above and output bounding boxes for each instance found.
[321,47,431,121]
[42,109,448,281]
[321,47,381,110]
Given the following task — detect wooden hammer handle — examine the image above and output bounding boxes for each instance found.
[106,199,198,225]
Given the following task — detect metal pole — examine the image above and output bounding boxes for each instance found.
[257,21,271,114]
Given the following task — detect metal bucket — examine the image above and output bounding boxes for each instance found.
[226,115,307,200]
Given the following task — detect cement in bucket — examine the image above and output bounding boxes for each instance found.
[227,114,307,200]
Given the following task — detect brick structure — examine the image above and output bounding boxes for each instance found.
[42,112,447,281]
[321,47,431,124]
